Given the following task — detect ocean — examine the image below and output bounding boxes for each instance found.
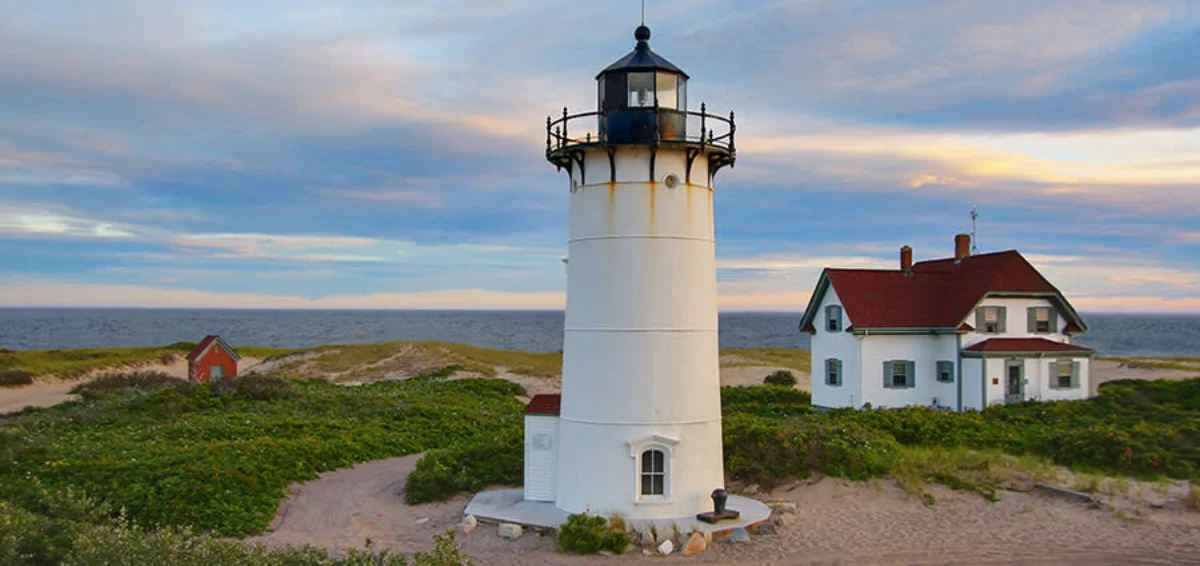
[0,308,1197,357]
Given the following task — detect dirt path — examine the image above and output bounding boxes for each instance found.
[0,382,78,414]
[252,457,1200,565]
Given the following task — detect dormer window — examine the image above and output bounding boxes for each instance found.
[826,305,843,332]
[976,306,1006,334]
[1027,307,1056,334]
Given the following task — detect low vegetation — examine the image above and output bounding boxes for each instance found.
[0,344,299,381]
[3,355,1196,561]
[0,370,34,387]
[1100,356,1200,374]
[720,347,811,373]
[0,494,471,566]
[403,378,1200,508]
[763,369,798,387]
[0,370,523,536]
[556,513,631,555]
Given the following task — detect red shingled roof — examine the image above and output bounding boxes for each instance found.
[964,338,1093,353]
[524,394,562,415]
[802,250,1084,331]
[186,335,220,362]
[185,335,241,362]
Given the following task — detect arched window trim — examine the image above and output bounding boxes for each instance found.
[628,434,679,504]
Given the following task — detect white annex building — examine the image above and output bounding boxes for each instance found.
[799,234,1094,411]
[466,26,768,530]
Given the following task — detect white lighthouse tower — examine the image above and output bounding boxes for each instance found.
[466,23,767,532]
[544,24,735,520]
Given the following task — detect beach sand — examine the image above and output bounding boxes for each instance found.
[254,454,1200,565]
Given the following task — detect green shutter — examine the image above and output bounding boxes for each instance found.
[825,358,833,385]
[834,359,841,386]
[997,307,1007,333]
[906,361,916,388]
[1049,310,1059,333]
[1048,361,1058,388]
[1070,361,1080,389]
[1027,307,1037,333]
[975,308,984,330]
[883,361,891,389]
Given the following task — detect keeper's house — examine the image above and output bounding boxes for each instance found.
[799,234,1092,411]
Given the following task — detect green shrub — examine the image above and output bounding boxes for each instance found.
[721,385,812,420]
[69,371,184,397]
[405,427,523,504]
[763,370,797,387]
[724,414,899,485]
[557,513,630,555]
[212,375,295,401]
[0,370,34,387]
[1,373,524,536]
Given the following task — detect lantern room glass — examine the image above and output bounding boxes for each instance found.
[628,72,654,107]
[656,72,678,109]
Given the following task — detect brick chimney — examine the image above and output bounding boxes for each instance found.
[900,245,913,275]
[954,234,971,262]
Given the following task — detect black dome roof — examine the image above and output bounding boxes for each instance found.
[596,25,688,80]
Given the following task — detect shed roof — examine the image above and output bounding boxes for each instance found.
[523,394,562,416]
[185,335,242,362]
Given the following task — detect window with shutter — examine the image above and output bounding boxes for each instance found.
[826,305,842,332]
[1069,361,1080,389]
[1054,359,1073,388]
[1029,307,1052,333]
[936,360,954,383]
[980,306,1003,333]
[826,358,841,386]
[884,360,911,389]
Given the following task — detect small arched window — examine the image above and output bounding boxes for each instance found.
[640,449,665,496]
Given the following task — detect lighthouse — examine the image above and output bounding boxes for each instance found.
[466,22,765,532]
[541,23,734,520]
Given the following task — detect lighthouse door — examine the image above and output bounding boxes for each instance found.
[523,416,559,502]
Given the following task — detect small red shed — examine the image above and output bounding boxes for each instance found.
[186,335,241,382]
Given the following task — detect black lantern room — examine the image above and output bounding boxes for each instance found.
[596,25,688,144]
[547,25,735,184]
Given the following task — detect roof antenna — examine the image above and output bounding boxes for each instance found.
[970,205,979,255]
[641,0,645,25]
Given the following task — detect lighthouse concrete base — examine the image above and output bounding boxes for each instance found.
[464,489,771,534]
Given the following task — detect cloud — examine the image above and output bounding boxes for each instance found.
[322,189,444,209]
[0,207,135,239]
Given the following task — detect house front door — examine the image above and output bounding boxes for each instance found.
[1005,360,1023,404]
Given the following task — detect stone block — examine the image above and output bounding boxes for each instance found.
[774,502,797,514]
[756,522,777,535]
[458,514,477,535]
[657,539,675,555]
[683,532,707,556]
[730,527,750,543]
[498,523,523,540]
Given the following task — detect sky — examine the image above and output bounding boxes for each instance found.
[0,0,1198,312]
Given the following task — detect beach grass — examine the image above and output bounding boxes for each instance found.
[268,342,811,381]
[1099,356,1200,373]
[720,347,812,373]
[0,344,300,383]
[279,341,564,381]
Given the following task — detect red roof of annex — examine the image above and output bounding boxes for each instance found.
[524,394,562,415]
[964,338,1093,353]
